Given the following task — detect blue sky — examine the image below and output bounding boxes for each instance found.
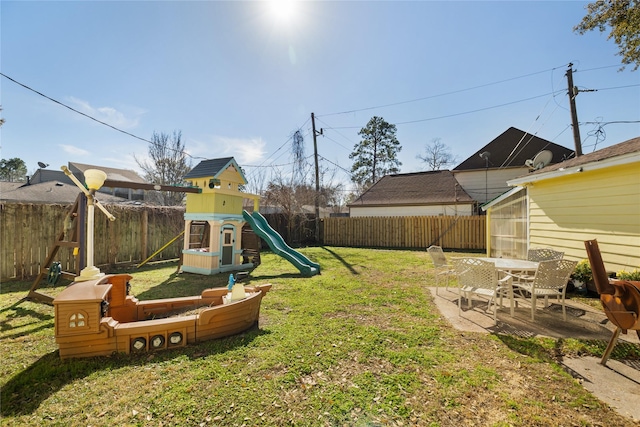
[1,1,639,193]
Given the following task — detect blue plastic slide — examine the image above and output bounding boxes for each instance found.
[242,210,320,277]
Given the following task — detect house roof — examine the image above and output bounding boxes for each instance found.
[68,162,147,184]
[453,127,575,171]
[529,136,639,174]
[348,170,474,207]
[184,157,247,183]
[508,136,640,186]
[0,181,129,204]
[30,169,74,185]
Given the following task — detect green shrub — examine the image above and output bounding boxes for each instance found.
[572,260,592,283]
[617,269,640,281]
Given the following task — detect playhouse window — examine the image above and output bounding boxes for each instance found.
[189,221,210,249]
[69,311,88,328]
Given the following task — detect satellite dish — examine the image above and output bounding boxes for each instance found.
[531,150,553,170]
[38,162,49,168]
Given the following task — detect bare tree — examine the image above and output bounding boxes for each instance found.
[243,167,267,199]
[135,130,192,206]
[317,162,345,213]
[417,138,456,170]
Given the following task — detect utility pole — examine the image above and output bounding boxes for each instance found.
[566,63,583,157]
[311,113,321,243]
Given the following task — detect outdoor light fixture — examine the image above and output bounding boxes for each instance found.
[84,169,107,190]
[61,166,115,282]
[75,169,108,281]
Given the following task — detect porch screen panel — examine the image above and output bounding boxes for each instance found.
[489,190,527,259]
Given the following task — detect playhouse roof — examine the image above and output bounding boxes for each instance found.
[184,157,247,183]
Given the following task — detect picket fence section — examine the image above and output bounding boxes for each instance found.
[322,215,485,250]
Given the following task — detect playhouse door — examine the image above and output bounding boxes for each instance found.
[221,228,234,265]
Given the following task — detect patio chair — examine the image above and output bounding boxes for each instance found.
[510,259,576,321]
[427,245,455,295]
[584,239,640,366]
[527,247,564,262]
[452,258,514,325]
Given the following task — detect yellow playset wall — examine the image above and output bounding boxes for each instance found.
[185,193,244,215]
[182,252,218,270]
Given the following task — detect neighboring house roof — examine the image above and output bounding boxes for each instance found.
[30,169,74,185]
[453,127,574,171]
[348,171,474,206]
[184,157,247,183]
[508,136,640,186]
[0,181,128,204]
[0,181,24,194]
[68,162,147,184]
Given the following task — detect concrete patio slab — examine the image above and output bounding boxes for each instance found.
[429,287,640,422]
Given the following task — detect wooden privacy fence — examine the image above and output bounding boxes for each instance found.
[1,202,185,281]
[1,203,485,281]
[322,215,486,250]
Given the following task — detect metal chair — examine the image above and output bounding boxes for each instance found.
[584,239,640,365]
[510,259,577,321]
[527,248,564,262]
[427,245,455,295]
[452,258,514,325]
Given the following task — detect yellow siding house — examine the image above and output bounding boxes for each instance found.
[501,137,640,272]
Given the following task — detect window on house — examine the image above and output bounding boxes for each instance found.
[489,189,527,259]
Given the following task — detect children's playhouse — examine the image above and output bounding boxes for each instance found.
[180,157,319,277]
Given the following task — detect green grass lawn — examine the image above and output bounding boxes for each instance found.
[1,247,637,426]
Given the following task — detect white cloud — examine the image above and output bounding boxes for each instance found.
[59,144,90,156]
[67,96,143,129]
[188,135,267,165]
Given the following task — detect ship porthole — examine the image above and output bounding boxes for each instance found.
[151,335,165,349]
[169,332,183,346]
[132,337,147,352]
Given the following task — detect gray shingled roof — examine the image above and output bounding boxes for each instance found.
[69,162,147,183]
[348,171,474,206]
[184,157,246,181]
[0,181,128,204]
[453,127,574,171]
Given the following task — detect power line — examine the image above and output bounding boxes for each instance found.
[313,117,353,151]
[318,154,353,178]
[1,72,210,161]
[325,90,564,130]
[2,72,318,172]
[317,64,568,117]
[575,64,623,73]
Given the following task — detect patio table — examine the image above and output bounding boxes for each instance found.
[477,257,539,274]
